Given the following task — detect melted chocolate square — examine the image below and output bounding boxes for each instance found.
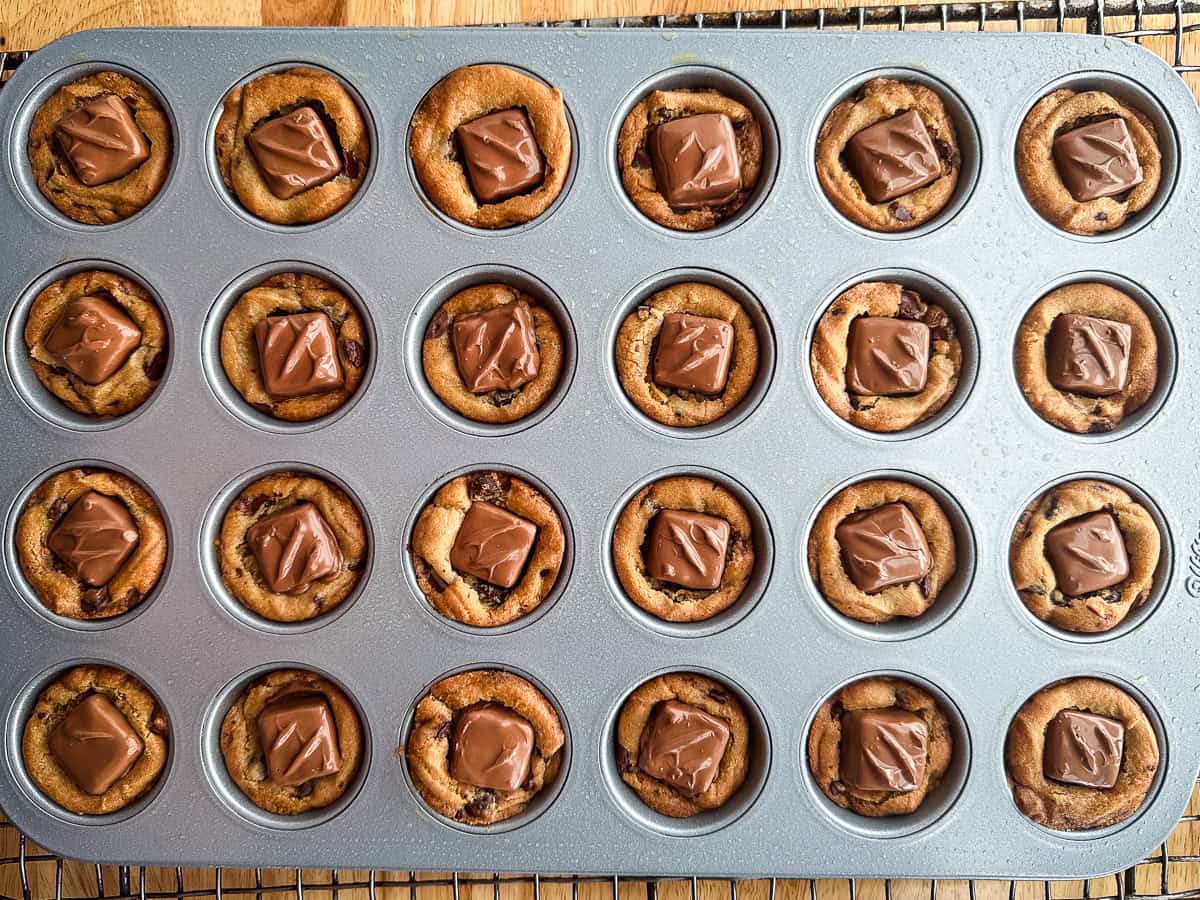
[844,110,941,204]
[652,312,735,395]
[1052,118,1144,203]
[1046,313,1132,397]
[256,692,342,787]
[50,694,144,795]
[650,112,742,210]
[844,316,930,396]
[55,94,150,187]
[450,702,534,792]
[247,106,341,200]
[43,295,142,386]
[645,508,731,591]
[1044,708,1124,789]
[47,491,140,587]
[254,311,345,400]
[450,501,537,589]
[638,699,730,797]
[1044,511,1129,596]
[835,502,931,594]
[839,708,928,792]
[451,302,541,394]
[455,108,545,204]
[246,502,343,595]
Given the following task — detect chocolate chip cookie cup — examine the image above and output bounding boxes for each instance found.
[406,265,576,437]
[1015,74,1176,239]
[1005,677,1162,834]
[600,669,769,837]
[16,664,170,821]
[1009,475,1169,640]
[609,269,775,437]
[23,65,174,227]
[400,667,569,832]
[212,64,372,228]
[407,467,570,632]
[806,472,974,640]
[1014,276,1174,439]
[812,70,979,238]
[804,673,968,838]
[205,262,374,434]
[203,665,368,829]
[606,468,772,637]
[409,64,574,231]
[11,464,168,627]
[610,66,777,237]
[202,465,371,632]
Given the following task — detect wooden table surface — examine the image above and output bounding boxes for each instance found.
[0,0,1197,897]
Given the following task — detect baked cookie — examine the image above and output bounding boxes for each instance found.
[615,672,750,818]
[617,89,764,231]
[422,283,565,425]
[411,470,565,627]
[27,71,172,225]
[612,475,755,623]
[816,78,961,232]
[215,67,369,225]
[220,272,368,422]
[1011,479,1160,633]
[22,665,168,815]
[403,669,565,825]
[220,668,363,816]
[808,478,957,624]
[1006,678,1158,831]
[615,282,760,428]
[217,471,367,623]
[15,468,167,620]
[1017,89,1162,236]
[410,65,571,229]
[808,676,953,817]
[811,281,962,433]
[1015,283,1158,434]
[24,269,168,419]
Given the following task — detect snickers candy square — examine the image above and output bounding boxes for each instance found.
[256,692,342,787]
[246,502,343,595]
[839,708,928,792]
[254,311,345,400]
[1046,313,1132,397]
[645,508,731,591]
[835,502,931,594]
[638,699,731,797]
[450,702,535,792]
[47,491,140,587]
[844,110,941,204]
[1044,708,1125,789]
[1053,118,1144,203]
[844,316,930,396]
[50,693,144,795]
[55,94,150,187]
[652,312,735,395]
[43,295,142,386]
[455,108,545,204]
[450,501,538,589]
[1044,511,1130,596]
[247,106,341,201]
[650,113,742,210]
[452,302,541,394]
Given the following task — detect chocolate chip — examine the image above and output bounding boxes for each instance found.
[934,139,961,168]
[889,203,913,222]
[897,290,926,319]
[1043,494,1060,519]
[616,744,633,772]
[48,497,69,520]
[1088,419,1116,433]
[144,351,167,381]
[463,790,497,818]
[492,390,517,406]
[237,494,271,516]
[1095,211,1108,222]
[425,308,450,340]
[435,720,452,741]
[474,581,509,606]
[149,710,169,735]
[707,688,731,704]
[341,339,364,368]
[81,586,110,612]
[632,147,653,169]
[468,471,505,502]
[343,155,361,180]
[294,780,315,798]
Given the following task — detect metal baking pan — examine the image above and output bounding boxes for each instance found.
[1,23,1199,880]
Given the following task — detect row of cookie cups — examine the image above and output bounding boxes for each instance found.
[6,58,1180,243]
[3,457,1174,647]
[5,258,1178,444]
[4,657,1172,847]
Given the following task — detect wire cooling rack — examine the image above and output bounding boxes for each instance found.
[1,1,1199,898]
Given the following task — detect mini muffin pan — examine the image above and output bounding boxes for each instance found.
[1,25,1199,879]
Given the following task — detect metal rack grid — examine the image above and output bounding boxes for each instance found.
[1,1,1198,898]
